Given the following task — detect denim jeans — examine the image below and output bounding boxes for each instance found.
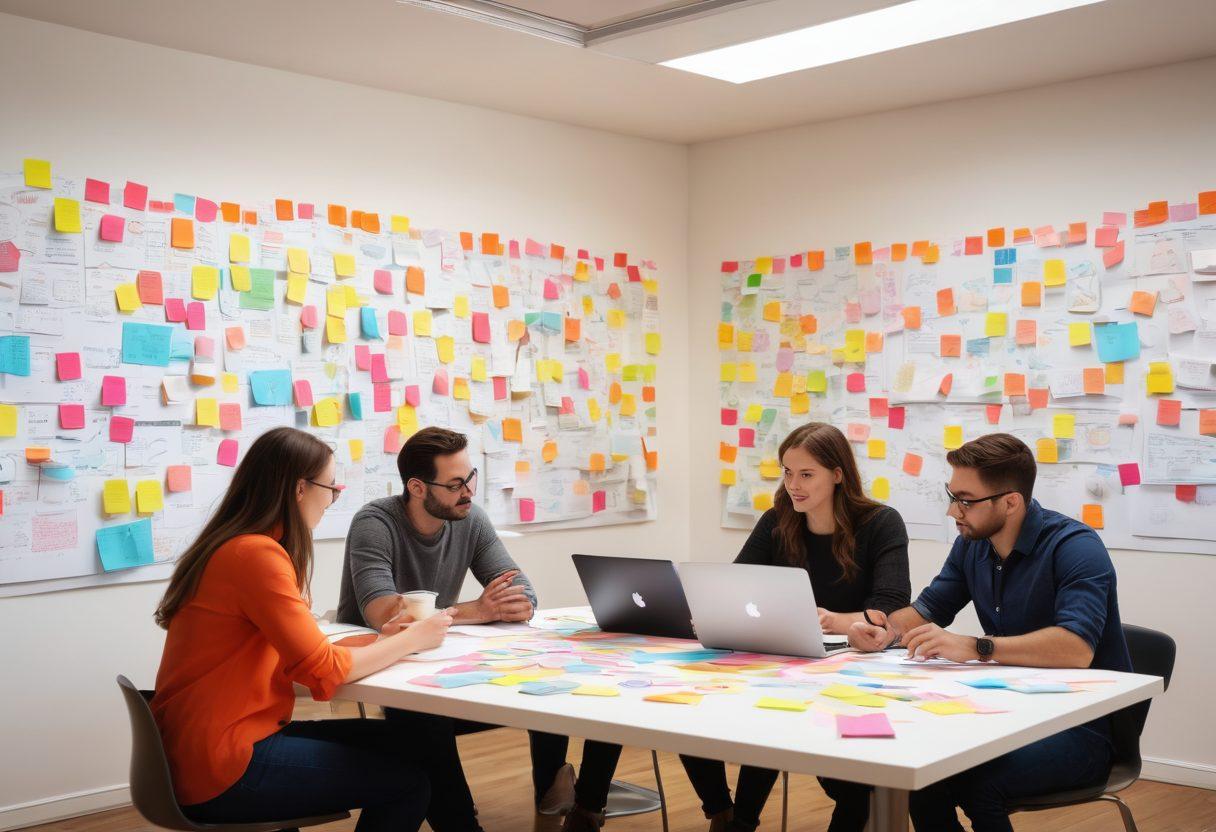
[910,726,1113,832]
[182,719,429,832]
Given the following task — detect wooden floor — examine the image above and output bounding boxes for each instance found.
[30,702,1216,832]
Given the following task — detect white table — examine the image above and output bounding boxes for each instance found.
[337,607,1163,832]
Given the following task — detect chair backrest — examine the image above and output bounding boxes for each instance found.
[116,675,200,832]
[1109,624,1177,767]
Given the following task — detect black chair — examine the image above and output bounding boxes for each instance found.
[117,676,349,832]
[1007,624,1177,831]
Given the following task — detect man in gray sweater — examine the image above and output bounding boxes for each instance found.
[337,427,622,832]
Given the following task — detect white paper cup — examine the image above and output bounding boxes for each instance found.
[402,590,438,620]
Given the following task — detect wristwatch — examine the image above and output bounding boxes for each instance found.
[975,636,995,660]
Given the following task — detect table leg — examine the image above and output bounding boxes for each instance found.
[867,787,909,832]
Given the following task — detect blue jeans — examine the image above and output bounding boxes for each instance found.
[910,726,1112,832]
[183,719,430,832]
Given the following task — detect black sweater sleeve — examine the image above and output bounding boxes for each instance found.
[733,510,779,566]
[859,506,912,614]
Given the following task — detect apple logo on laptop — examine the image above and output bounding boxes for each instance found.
[632,592,647,608]
[745,602,761,618]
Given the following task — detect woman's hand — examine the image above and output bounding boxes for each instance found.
[817,607,840,634]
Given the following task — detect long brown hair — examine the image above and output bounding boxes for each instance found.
[772,422,881,581]
[154,427,333,628]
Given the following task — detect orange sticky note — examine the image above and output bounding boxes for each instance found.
[170,217,194,249]
[502,417,522,442]
[898,306,920,330]
[865,332,884,353]
[807,250,824,271]
[564,317,581,342]
[1105,362,1124,385]
[720,442,738,464]
[940,334,962,357]
[493,285,510,308]
[902,453,923,477]
[1156,399,1182,426]
[1083,368,1106,395]
[1003,373,1026,397]
[225,326,246,350]
[481,233,500,255]
[911,240,929,256]
[922,244,940,264]
[589,453,606,472]
[405,266,425,295]
[275,199,294,221]
[1068,222,1088,244]
[360,212,381,233]
[1028,388,1050,410]
[1199,191,1216,216]
[1200,409,1216,436]
[1081,504,1104,529]
[220,202,241,223]
[936,288,955,316]
[799,315,818,334]
[1015,319,1037,346]
[987,228,1005,248]
[1129,290,1158,317]
[542,441,558,463]
[328,204,348,227]
[1021,281,1042,307]
[854,242,873,265]
[891,243,907,261]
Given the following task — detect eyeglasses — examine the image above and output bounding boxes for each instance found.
[944,484,1013,511]
[308,480,346,504]
[418,468,478,494]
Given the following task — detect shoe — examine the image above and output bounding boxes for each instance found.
[560,806,605,832]
[538,763,576,815]
[533,812,565,832]
[708,807,734,832]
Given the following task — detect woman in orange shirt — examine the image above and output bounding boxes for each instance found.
[152,427,453,831]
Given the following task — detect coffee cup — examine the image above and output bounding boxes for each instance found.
[402,590,438,620]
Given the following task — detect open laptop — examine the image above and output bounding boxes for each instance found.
[572,554,696,640]
[677,562,851,658]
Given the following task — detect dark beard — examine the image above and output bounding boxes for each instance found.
[423,490,471,521]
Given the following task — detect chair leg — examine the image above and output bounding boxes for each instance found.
[357,701,367,719]
[1099,794,1139,832]
[781,771,789,832]
[651,750,669,832]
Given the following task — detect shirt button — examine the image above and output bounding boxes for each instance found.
[996,565,1002,571]
[995,605,1001,612]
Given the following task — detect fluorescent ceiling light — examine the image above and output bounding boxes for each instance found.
[661,0,1108,84]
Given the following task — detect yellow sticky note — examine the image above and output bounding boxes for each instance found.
[314,397,342,427]
[1105,362,1124,385]
[587,399,601,422]
[1145,361,1174,395]
[752,492,774,511]
[737,362,757,383]
[397,404,419,434]
[755,698,808,712]
[572,686,620,697]
[436,335,455,364]
[135,480,164,514]
[763,301,782,322]
[229,233,251,263]
[326,315,347,343]
[744,404,764,423]
[807,370,827,393]
[1036,437,1059,463]
[229,265,252,292]
[391,214,410,233]
[54,198,82,233]
[755,256,773,274]
[453,378,470,401]
[287,247,310,274]
[645,332,661,355]
[720,468,737,486]
[644,692,704,706]
[917,700,976,716]
[605,353,622,375]
[115,283,142,312]
[872,476,891,501]
[413,310,432,337]
[333,252,356,278]
[222,372,239,393]
[736,330,754,352]
[620,393,637,417]
[192,265,219,300]
[984,312,1008,338]
[0,404,17,437]
[943,425,964,450]
[103,479,131,514]
[1068,322,1091,347]
[867,439,887,459]
[790,392,810,414]
[759,458,782,479]
[195,397,220,427]
[283,273,307,305]
[719,362,737,383]
[453,295,470,318]
[326,286,347,317]
[24,158,52,188]
[470,355,487,382]
[1044,259,1066,287]
[607,309,627,329]
[349,439,364,462]
[718,322,735,348]
[1052,413,1076,439]
[773,372,793,398]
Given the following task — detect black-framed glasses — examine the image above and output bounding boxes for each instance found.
[308,480,346,504]
[944,484,1013,511]
[418,468,478,494]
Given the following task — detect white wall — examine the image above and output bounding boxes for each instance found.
[688,56,1216,787]
[0,14,690,828]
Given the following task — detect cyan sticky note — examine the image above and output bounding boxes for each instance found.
[994,248,1017,266]
[961,678,1011,689]
[348,392,364,421]
[993,267,1013,284]
[0,334,31,376]
[540,311,563,332]
[121,322,173,367]
[249,369,294,406]
[96,518,155,572]
[1094,322,1140,363]
[520,680,580,696]
[434,672,499,688]
[173,193,195,215]
[360,307,381,339]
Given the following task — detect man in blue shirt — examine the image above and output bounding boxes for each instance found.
[849,433,1131,832]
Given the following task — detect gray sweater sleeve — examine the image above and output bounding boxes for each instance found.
[344,509,401,619]
[468,507,538,607]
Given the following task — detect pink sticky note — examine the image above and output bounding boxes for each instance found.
[1156,399,1182,426]
[592,490,607,513]
[404,385,421,407]
[1176,484,1197,503]
[519,498,536,522]
[109,415,134,443]
[101,375,126,406]
[217,439,239,467]
[578,367,590,390]
[1102,211,1127,228]
[627,265,642,282]
[374,383,393,412]
[194,336,215,359]
[164,298,186,322]
[370,353,389,383]
[837,713,895,738]
[374,269,393,294]
[84,178,110,204]
[1094,226,1119,248]
[137,270,164,305]
[433,369,450,396]
[354,345,372,371]
[300,305,319,329]
[1103,241,1125,269]
[186,301,206,331]
[1170,202,1198,223]
[1118,463,1141,487]
[166,465,192,493]
[869,397,889,418]
[508,239,521,259]
[383,425,402,454]
[98,214,125,242]
[59,404,85,429]
[721,408,738,426]
[1118,413,1139,427]
[218,402,242,431]
[846,373,866,393]
[525,238,545,257]
[297,203,315,220]
[492,377,507,400]
[471,312,491,343]
[986,404,1003,425]
[387,310,407,336]
[844,302,862,324]
[123,181,148,211]
[293,380,314,407]
[560,396,575,415]
[0,240,19,272]
[846,423,870,442]
[56,352,82,381]
[543,279,559,300]
[194,198,218,222]
[888,406,906,430]
[738,428,755,447]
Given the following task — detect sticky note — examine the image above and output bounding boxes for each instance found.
[872,477,891,501]
[837,713,895,738]
[250,369,293,405]
[166,465,192,493]
[1052,413,1076,439]
[1129,290,1158,317]
[1145,362,1174,395]
[1118,463,1141,487]
[170,217,194,249]
[55,352,82,381]
[1044,259,1066,286]
[101,376,127,407]
[121,322,173,367]
[867,439,886,459]
[943,425,963,450]
[1036,438,1058,464]
[286,273,308,304]
[940,335,961,357]
[1003,373,1026,397]
[1094,322,1140,363]
[917,701,975,716]
[195,397,220,427]
[1083,368,1106,395]
[936,288,955,316]
[96,519,154,572]
[1021,281,1042,307]
[984,312,1008,337]
[1103,241,1125,269]
[109,415,134,443]
[333,252,356,277]
[902,453,923,476]
[135,480,164,514]
[1200,410,1216,436]
[1068,322,1091,347]
[0,404,16,437]
[406,266,425,295]
[756,698,808,712]
[645,332,662,355]
[644,692,703,706]
[1015,319,1037,346]
[115,283,142,313]
[217,439,239,467]
[1081,504,1104,529]
[24,158,52,188]
[1156,399,1182,426]
[53,198,82,233]
[287,247,310,274]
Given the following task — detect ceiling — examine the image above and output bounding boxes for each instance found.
[2,0,1214,144]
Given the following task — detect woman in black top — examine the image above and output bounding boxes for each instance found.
[682,422,911,832]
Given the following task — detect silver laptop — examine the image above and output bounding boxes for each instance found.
[677,562,851,659]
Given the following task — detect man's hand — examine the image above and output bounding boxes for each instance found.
[903,623,980,663]
[847,609,894,652]
[475,570,534,623]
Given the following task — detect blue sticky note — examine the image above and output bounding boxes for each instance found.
[360,307,381,339]
[520,680,579,696]
[966,337,991,356]
[348,392,363,421]
[1009,683,1074,694]
[993,267,1013,284]
[250,369,294,406]
[563,664,603,674]
[540,311,563,332]
[173,192,195,215]
[0,334,31,376]
[1094,322,1140,363]
[994,248,1017,266]
[435,672,499,688]
[630,649,731,664]
[42,464,77,481]
[97,518,155,572]
[170,329,194,361]
[961,678,1011,689]
[121,322,173,366]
